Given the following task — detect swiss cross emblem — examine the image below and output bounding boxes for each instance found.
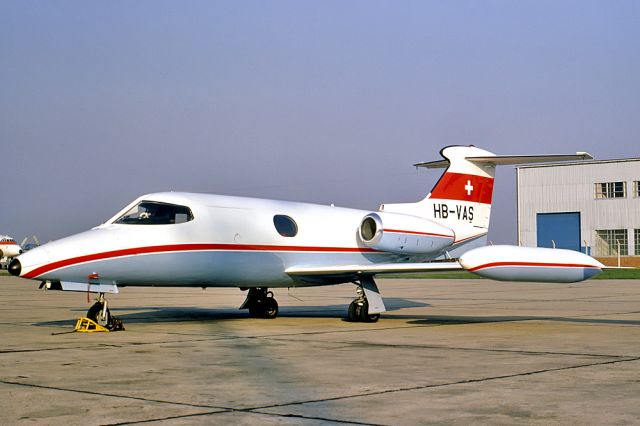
[465,180,474,196]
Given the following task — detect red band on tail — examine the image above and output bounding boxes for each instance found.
[429,172,494,204]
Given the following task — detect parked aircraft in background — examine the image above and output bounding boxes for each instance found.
[0,235,23,268]
[9,146,602,327]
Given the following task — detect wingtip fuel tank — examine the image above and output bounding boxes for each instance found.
[459,245,604,283]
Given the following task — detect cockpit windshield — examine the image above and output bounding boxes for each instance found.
[114,201,194,225]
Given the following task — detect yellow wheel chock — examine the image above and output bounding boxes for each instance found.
[75,317,110,333]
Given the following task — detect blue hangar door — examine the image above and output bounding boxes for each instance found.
[536,212,581,251]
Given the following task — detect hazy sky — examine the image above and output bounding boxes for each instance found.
[2,1,639,244]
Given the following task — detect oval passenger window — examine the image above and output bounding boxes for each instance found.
[273,215,298,237]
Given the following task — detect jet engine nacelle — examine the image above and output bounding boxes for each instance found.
[459,245,604,283]
[358,212,454,255]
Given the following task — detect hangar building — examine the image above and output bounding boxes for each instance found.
[516,158,640,266]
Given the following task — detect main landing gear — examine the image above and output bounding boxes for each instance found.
[238,278,385,322]
[348,287,379,322]
[240,288,279,319]
[347,276,386,323]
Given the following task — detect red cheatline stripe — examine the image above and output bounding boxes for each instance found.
[1,241,18,245]
[23,243,382,279]
[383,228,453,238]
[468,261,600,272]
[429,172,494,204]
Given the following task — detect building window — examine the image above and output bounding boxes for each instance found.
[595,182,626,199]
[595,229,628,256]
[636,229,640,256]
[634,181,640,198]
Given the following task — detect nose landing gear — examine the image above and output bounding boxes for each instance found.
[85,293,124,331]
[87,293,112,328]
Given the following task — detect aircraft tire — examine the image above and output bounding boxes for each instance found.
[358,300,380,323]
[87,302,112,328]
[262,297,278,319]
[347,301,358,321]
[248,298,279,319]
[248,305,262,318]
[366,313,380,323]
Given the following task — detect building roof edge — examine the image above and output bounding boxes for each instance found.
[515,157,640,169]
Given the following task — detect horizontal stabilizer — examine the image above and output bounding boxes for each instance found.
[286,261,462,277]
[415,152,593,168]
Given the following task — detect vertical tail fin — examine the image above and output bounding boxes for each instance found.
[380,145,592,246]
[420,145,497,230]
[381,146,496,240]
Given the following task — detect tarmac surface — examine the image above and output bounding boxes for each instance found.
[1,273,639,425]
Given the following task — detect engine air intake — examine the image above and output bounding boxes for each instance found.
[358,212,453,255]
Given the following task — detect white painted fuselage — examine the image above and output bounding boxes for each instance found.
[15,192,458,288]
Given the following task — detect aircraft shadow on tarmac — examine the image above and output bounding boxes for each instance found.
[33,296,640,328]
[35,297,430,327]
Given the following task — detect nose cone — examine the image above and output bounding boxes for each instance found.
[8,258,21,277]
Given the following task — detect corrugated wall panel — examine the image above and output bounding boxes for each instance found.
[517,161,640,255]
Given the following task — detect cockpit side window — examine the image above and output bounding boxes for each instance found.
[114,201,194,225]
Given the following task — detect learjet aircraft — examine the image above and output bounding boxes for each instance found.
[9,146,603,326]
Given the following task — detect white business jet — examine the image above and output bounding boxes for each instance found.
[9,146,602,326]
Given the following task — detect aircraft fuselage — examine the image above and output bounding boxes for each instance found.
[14,192,453,288]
